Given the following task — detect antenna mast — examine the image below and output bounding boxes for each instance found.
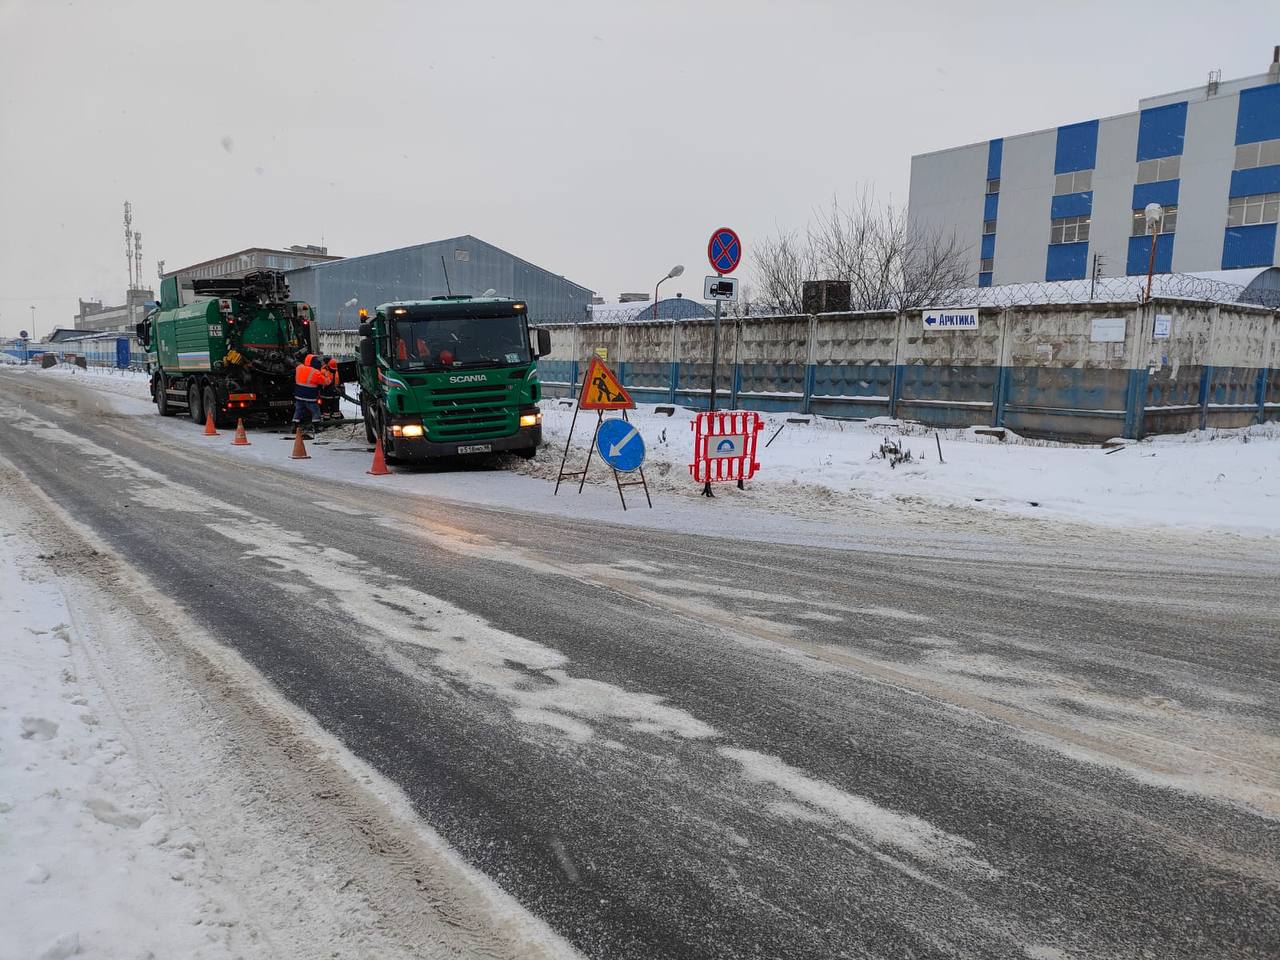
[124,201,135,289]
[134,232,143,291]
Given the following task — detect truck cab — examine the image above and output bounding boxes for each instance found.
[357,296,551,461]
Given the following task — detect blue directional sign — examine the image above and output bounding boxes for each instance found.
[596,418,645,473]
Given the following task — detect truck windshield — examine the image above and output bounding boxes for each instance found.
[390,315,529,371]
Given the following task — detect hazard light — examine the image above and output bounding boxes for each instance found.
[228,393,256,401]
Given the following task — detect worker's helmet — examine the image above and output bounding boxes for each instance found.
[327,358,338,370]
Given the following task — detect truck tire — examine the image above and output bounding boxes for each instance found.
[377,405,399,464]
[361,395,376,445]
[517,446,537,460]
[204,384,229,429]
[155,373,176,417]
[188,382,204,424]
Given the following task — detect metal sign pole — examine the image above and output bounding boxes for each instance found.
[703,286,722,498]
[578,411,603,494]
[552,402,582,496]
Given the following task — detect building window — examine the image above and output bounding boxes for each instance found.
[986,178,1000,194]
[1135,155,1181,183]
[1234,139,1280,170]
[1053,169,1092,195]
[1131,205,1178,236]
[455,249,470,262]
[982,219,997,235]
[1049,215,1090,244]
[979,257,994,272]
[1227,192,1280,227]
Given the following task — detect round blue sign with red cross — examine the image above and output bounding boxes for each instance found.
[707,227,742,275]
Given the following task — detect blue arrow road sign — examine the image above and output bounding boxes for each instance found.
[597,418,645,472]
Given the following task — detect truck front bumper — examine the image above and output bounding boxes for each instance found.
[389,424,541,461]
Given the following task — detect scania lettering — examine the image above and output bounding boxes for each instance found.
[356,296,551,462]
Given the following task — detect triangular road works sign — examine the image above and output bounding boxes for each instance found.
[578,357,634,410]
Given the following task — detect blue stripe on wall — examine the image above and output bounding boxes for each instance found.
[1126,234,1174,275]
[1235,83,1280,145]
[1222,223,1278,268]
[1136,102,1187,160]
[1132,179,1180,209]
[987,138,1003,180]
[1054,119,1099,174]
[980,233,996,259]
[1229,165,1280,198]
[1046,241,1089,281]
[978,272,993,288]
[983,192,999,221]
[1050,191,1093,219]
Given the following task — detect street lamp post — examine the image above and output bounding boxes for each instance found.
[29,305,36,342]
[1144,202,1164,303]
[653,264,684,322]
[336,297,359,327]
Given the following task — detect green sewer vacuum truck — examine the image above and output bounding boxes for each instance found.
[138,270,317,427]
[356,296,551,462]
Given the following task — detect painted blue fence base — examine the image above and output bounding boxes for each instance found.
[536,357,1278,442]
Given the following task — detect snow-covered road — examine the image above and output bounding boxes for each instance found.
[1,368,1278,958]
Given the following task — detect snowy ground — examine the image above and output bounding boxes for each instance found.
[0,437,580,960]
[0,491,262,960]
[8,362,1279,539]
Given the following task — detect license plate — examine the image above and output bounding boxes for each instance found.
[457,444,492,454]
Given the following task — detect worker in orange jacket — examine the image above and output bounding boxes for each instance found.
[293,354,332,434]
[319,357,342,419]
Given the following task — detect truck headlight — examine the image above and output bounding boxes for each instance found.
[400,424,424,438]
[519,412,542,428]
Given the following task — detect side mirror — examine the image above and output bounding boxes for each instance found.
[359,338,376,368]
[534,328,551,358]
[358,322,373,339]
[135,321,149,345]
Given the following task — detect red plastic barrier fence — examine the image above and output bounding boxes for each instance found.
[689,411,764,483]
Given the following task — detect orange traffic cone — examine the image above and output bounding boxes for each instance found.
[231,418,250,445]
[290,426,311,459]
[367,435,390,475]
[203,410,219,436]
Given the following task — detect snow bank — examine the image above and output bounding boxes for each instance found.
[0,501,260,959]
[533,400,1280,536]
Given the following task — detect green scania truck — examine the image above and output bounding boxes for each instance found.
[138,270,317,426]
[356,296,551,462]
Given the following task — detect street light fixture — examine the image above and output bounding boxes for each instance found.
[653,264,684,321]
[29,305,36,342]
[1144,202,1164,303]
[336,296,359,327]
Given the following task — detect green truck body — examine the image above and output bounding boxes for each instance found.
[140,271,317,426]
[357,296,550,462]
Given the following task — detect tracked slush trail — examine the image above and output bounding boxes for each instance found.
[1,371,1278,960]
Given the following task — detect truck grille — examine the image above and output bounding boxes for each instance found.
[424,385,514,439]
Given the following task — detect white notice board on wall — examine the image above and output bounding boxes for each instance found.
[1090,317,1126,343]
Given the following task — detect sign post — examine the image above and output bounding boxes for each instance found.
[703,227,742,497]
[554,357,651,509]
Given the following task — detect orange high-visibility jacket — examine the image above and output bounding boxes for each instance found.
[295,355,333,401]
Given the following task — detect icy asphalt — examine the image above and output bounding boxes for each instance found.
[1,371,1278,960]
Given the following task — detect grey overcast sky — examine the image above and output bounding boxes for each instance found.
[0,0,1274,334]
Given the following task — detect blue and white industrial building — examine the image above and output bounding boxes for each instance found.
[908,53,1280,286]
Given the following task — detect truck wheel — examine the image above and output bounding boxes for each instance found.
[362,396,376,445]
[155,374,175,417]
[377,406,400,464]
[204,385,229,429]
[517,446,537,460]
[188,383,204,424]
